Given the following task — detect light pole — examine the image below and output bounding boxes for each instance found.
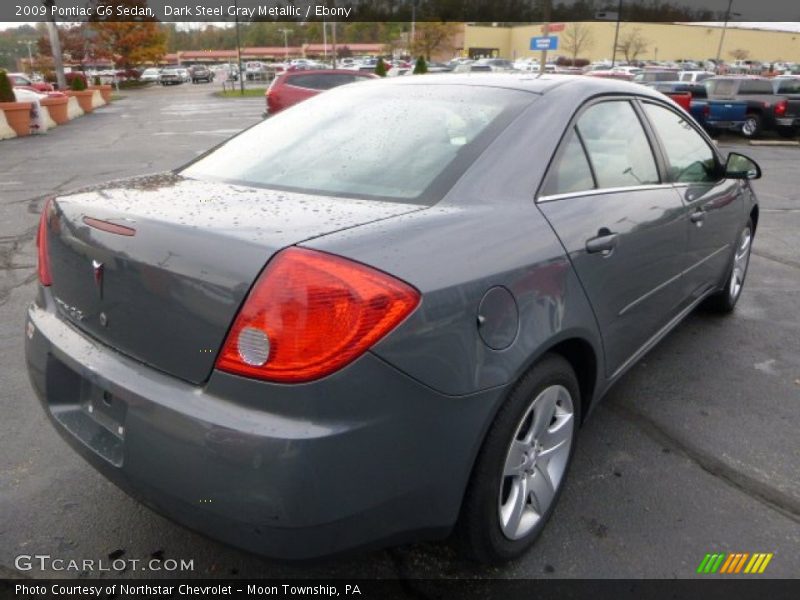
[279,29,292,62]
[715,0,738,70]
[234,0,244,95]
[610,0,623,68]
[19,40,35,74]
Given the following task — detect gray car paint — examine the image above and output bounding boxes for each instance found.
[25,74,758,559]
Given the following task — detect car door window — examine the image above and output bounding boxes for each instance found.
[576,101,660,188]
[643,103,718,183]
[541,129,595,196]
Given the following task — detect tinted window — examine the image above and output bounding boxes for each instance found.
[738,80,774,94]
[644,103,718,183]
[776,79,800,94]
[289,73,363,90]
[576,101,659,188]
[183,85,530,203]
[541,129,595,196]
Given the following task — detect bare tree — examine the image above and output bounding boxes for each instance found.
[729,48,750,61]
[616,27,649,64]
[562,22,594,63]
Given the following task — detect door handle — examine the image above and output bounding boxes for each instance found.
[690,209,706,224]
[585,231,619,255]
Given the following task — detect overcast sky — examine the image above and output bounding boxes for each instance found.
[3,20,800,32]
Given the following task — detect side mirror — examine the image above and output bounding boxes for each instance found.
[725,152,762,180]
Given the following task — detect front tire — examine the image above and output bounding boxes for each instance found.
[458,354,580,564]
[703,220,753,313]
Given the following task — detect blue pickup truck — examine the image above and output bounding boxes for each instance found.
[650,82,748,133]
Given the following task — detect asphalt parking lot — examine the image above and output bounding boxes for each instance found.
[1,82,798,580]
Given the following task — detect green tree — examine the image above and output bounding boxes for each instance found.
[374,57,388,77]
[0,70,16,102]
[413,56,427,74]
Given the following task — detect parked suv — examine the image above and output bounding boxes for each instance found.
[158,68,183,86]
[706,76,791,138]
[189,65,213,84]
[264,69,377,116]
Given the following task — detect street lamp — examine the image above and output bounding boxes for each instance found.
[18,40,35,74]
[714,0,742,70]
[279,28,292,62]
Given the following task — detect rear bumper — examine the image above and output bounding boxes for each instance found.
[24,294,503,559]
[775,117,800,127]
[705,119,745,130]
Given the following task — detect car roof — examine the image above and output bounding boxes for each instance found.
[376,73,667,101]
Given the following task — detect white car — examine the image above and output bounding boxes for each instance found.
[140,68,161,83]
[678,70,714,83]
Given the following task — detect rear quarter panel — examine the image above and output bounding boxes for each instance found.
[304,86,607,398]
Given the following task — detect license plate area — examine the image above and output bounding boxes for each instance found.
[46,355,125,467]
[82,382,127,437]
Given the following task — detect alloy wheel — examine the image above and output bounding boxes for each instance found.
[498,384,574,540]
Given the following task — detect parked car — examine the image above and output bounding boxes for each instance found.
[452,63,494,73]
[770,76,800,137]
[189,65,213,84]
[27,75,760,564]
[158,68,183,86]
[678,70,714,83]
[264,69,377,116]
[474,58,515,72]
[650,82,748,133]
[7,72,54,93]
[706,76,792,138]
[139,68,161,83]
[633,70,681,84]
[176,68,191,83]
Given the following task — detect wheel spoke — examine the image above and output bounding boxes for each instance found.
[500,476,528,536]
[503,440,528,477]
[528,464,555,515]
[531,387,559,440]
[538,414,574,457]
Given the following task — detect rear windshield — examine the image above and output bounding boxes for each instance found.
[182,83,531,204]
[738,80,774,94]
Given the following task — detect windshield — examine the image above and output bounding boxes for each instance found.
[183,83,532,204]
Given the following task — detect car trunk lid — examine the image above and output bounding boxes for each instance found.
[45,173,424,384]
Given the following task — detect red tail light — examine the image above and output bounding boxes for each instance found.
[216,247,420,383]
[703,104,711,118]
[36,198,53,287]
[774,100,788,117]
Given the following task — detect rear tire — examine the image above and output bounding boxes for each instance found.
[741,114,762,139]
[777,127,797,139]
[703,220,753,314]
[458,354,580,564]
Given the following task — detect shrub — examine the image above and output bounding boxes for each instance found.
[0,70,15,103]
[413,56,428,75]
[374,58,388,77]
[66,72,88,91]
[93,75,102,86]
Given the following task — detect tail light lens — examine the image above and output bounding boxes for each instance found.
[36,198,53,287]
[774,100,788,117]
[216,247,420,383]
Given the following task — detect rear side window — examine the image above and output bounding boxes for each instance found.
[643,103,718,183]
[541,129,595,196]
[288,73,360,90]
[575,101,660,188]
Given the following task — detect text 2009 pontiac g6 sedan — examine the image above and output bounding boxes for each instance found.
[25,75,760,563]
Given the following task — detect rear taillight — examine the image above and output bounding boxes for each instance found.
[36,198,53,286]
[216,247,420,383]
[774,100,788,117]
[703,104,711,118]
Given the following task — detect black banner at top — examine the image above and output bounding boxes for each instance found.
[2,0,800,23]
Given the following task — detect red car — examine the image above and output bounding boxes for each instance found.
[264,69,377,116]
[8,72,54,93]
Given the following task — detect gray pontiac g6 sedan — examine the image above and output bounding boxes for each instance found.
[25,75,760,563]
